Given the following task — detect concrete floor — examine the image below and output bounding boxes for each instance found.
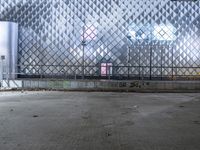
[0,92,200,150]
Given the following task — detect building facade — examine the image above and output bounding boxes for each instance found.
[0,0,200,80]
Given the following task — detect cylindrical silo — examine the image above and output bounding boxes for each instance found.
[0,22,18,80]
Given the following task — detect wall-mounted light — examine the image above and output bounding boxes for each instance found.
[1,55,5,60]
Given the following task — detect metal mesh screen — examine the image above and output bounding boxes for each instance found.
[0,0,200,80]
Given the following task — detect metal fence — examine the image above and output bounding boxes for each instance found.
[0,0,200,80]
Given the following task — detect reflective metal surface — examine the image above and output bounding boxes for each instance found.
[0,21,18,79]
[0,0,200,80]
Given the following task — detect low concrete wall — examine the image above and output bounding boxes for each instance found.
[1,79,200,92]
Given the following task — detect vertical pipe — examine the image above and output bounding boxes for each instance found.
[82,23,86,80]
[127,35,132,79]
[82,44,85,79]
[139,46,141,80]
[172,45,174,80]
[0,59,4,83]
[150,45,152,80]
[161,46,163,80]
[127,46,130,79]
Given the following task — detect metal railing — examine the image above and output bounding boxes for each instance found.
[1,63,200,82]
[15,65,200,81]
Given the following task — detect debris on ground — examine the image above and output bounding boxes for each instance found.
[106,132,112,137]
[33,115,39,118]
[179,105,185,108]
[193,120,200,125]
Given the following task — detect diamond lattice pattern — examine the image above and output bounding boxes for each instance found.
[0,0,200,78]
